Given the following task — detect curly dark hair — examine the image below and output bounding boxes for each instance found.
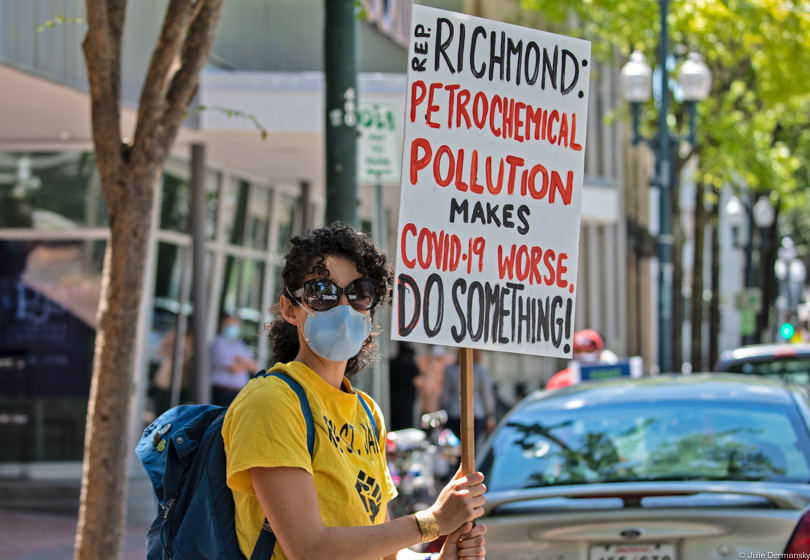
[266,222,394,379]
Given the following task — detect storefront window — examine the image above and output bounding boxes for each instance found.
[0,238,105,462]
[246,185,273,250]
[222,178,249,245]
[276,193,297,249]
[159,159,221,238]
[0,152,106,229]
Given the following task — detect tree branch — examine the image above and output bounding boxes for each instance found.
[130,0,195,167]
[82,0,127,182]
[156,0,224,156]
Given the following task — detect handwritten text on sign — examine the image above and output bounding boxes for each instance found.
[391,6,591,358]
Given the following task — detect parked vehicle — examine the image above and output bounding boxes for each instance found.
[714,343,810,386]
[477,374,810,559]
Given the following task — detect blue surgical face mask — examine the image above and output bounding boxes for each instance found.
[299,302,372,362]
[222,324,241,340]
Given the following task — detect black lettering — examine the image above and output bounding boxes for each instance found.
[457,23,466,73]
[485,282,500,343]
[531,297,537,342]
[467,281,485,341]
[507,38,523,85]
[489,31,505,81]
[412,58,427,72]
[414,24,430,38]
[423,274,444,338]
[565,297,573,340]
[397,274,420,336]
[471,201,486,224]
[485,203,501,227]
[561,49,580,95]
[517,205,530,235]
[517,295,531,344]
[470,26,487,79]
[542,46,559,90]
[507,282,523,342]
[415,42,428,55]
[451,279,467,343]
[449,198,469,223]
[551,295,564,347]
[524,41,540,86]
[503,204,514,229]
[498,285,510,344]
[435,18,456,73]
[536,296,550,342]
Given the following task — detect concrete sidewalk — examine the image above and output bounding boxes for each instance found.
[0,510,150,560]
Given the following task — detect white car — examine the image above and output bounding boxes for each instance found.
[478,373,810,559]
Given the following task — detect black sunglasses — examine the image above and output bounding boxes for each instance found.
[293,277,381,312]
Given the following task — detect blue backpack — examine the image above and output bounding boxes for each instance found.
[136,369,379,560]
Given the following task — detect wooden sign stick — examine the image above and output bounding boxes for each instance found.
[458,346,475,475]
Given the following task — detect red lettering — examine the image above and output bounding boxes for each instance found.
[543,250,556,286]
[454,149,468,192]
[472,92,488,129]
[505,155,525,195]
[549,170,574,205]
[528,164,549,200]
[526,106,542,140]
[502,97,514,139]
[558,112,569,148]
[489,95,502,137]
[514,102,525,142]
[486,156,504,195]
[530,247,543,285]
[516,245,530,281]
[547,110,559,144]
[426,82,443,129]
[470,150,484,194]
[556,253,569,288]
[410,138,432,185]
[497,245,516,280]
[571,113,583,151]
[417,228,432,269]
[457,90,472,129]
[410,81,426,123]
[444,84,460,129]
[449,236,462,272]
[434,145,454,187]
[401,223,417,269]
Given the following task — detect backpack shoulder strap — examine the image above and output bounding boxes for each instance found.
[355,392,379,448]
[255,369,314,457]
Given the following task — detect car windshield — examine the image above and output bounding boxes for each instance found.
[480,399,810,491]
[724,358,810,385]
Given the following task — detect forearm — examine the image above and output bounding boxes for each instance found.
[284,514,422,560]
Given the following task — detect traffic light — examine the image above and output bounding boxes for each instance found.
[780,322,796,340]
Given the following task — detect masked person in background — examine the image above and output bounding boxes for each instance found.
[222,223,487,560]
[210,313,258,406]
[546,329,618,390]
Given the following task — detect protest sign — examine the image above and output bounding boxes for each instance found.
[391,5,591,359]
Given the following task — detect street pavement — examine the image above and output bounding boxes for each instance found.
[0,510,150,560]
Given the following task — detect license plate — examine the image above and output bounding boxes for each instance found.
[589,543,677,560]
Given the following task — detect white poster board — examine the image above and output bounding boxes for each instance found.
[391,5,591,358]
[358,102,401,185]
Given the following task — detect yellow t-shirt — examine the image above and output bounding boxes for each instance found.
[223,361,397,559]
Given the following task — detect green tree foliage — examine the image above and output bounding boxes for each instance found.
[521,0,810,201]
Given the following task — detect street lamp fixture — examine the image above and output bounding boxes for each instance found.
[620,0,712,373]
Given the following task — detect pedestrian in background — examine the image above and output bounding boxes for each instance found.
[415,345,453,416]
[210,312,257,406]
[440,348,497,447]
[389,341,420,431]
[222,223,487,559]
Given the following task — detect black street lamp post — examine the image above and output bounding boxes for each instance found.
[620,0,712,373]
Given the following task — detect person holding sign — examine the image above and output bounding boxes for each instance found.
[222,223,487,560]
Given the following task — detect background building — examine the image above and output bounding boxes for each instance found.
[0,0,633,479]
